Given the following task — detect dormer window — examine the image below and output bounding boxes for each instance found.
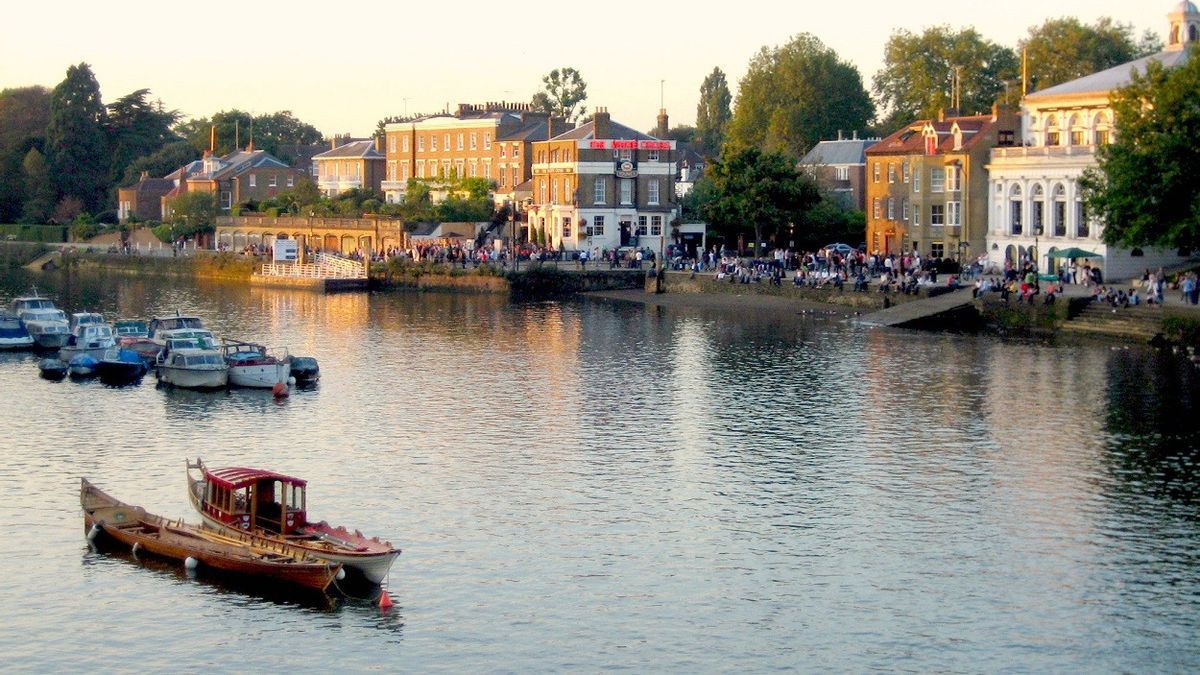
[924,133,938,155]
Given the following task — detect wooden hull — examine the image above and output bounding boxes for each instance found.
[187,471,400,584]
[82,479,340,593]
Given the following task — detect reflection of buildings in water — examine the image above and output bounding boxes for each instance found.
[517,303,581,422]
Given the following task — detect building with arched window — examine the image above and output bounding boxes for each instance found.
[985,2,1196,280]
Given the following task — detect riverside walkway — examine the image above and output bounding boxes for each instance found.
[858,288,977,327]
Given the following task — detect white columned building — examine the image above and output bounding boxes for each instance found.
[985,1,1197,282]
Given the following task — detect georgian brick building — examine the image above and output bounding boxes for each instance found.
[313,137,385,197]
[163,146,306,215]
[527,108,676,253]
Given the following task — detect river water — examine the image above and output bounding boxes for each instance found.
[0,269,1197,672]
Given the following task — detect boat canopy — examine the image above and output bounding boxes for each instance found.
[206,466,308,491]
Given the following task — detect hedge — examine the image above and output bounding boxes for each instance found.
[0,224,68,243]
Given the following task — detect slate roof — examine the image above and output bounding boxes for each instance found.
[550,119,657,142]
[499,119,552,142]
[799,139,872,166]
[1027,48,1192,99]
[313,140,383,160]
[124,176,173,195]
[866,115,997,156]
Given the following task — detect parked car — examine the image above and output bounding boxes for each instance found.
[825,243,853,255]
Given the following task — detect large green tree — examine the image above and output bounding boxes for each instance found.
[695,67,732,157]
[177,109,321,158]
[726,34,874,158]
[19,148,54,224]
[107,89,180,187]
[251,110,323,156]
[872,27,1018,133]
[119,140,198,187]
[1080,55,1200,251]
[167,191,217,237]
[0,86,51,221]
[531,67,588,123]
[699,146,822,252]
[1021,17,1162,92]
[46,63,110,212]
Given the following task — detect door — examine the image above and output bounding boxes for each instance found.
[620,219,632,247]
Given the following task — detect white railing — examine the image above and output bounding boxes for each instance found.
[991,145,1097,160]
[260,254,366,279]
[312,252,366,275]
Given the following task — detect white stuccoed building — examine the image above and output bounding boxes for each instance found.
[985,1,1198,282]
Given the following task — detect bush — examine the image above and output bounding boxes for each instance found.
[95,210,119,225]
[151,224,174,243]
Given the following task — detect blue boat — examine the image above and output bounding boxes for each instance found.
[0,311,34,350]
[67,353,99,378]
[97,348,148,385]
[38,357,67,380]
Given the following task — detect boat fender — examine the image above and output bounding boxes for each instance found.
[378,589,394,609]
[131,542,140,556]
[184,557,199,571]
[287,376,296,386]
[336,568,346,581]
[87,523,102,541]
[272,382,288,398]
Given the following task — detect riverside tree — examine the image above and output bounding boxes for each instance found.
[725,34,874,158]
[531,67,589,123]
[1080,55,1200,251]
[106,89,180,189]
[0,86,51,222]
[872,27,1018,133]
[695,67,732,157]
[45,63,110,212]
[1020,17,1162,92]
[699,146,821,253]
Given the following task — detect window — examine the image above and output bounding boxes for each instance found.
[902,163,910,183]
[286,175,294,188]
[1046,131,1060,146]
[456,133,463,151]
[387,161,396,181]
[564,178,572,203]
[513,144,520,158]
[511,168,519,187]
[651,215,662,236]
[388,136,396,153]
[444,133,450,150]
[418,135,425,151]
[946,167,960,192]
[1075,200,1088,237]
[1070,131,1085,146]
[931,168,945,193]
[835,166,849,181]
[417,161,424,178]
[888,163,896,183]
[483,161,491,180]
[931,241,944,258]
[249,174,256,188]
[551,149,559,163]
[930,204,945,226]
[648,149,659,161]
[468,162,476,177]
[620,149,633,161]
[947,201,961,226]
[913,206,921,227]
[429,135,436,151]
[636,216,648,236]
[901,199,909,220]
[551,178,558,203]
[500,145,506,158]
[594,177,606,204]
[648,180,660,205]
[500,169,507,188]
[402,136,409,152]
[442,159,451,176]
[268,175,277,187]
[484,133,492,149]
[540,180,547,203]
[872,198,881,219]
[887,198,894,220]
[914,169,921,193]
[1010,193,1023,235]
[1095,130,1110,146]
[592,215,605,236]
[562,217,572,239]
[872,162,880,183]
[469,133,477,150]
[620,179,633,205]
[924,134,938,155]
[400,164,408,181]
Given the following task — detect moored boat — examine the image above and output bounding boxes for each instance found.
[81,478,342,593]
[118,337,163,364]
[38,357,67,380]
[187,459,400,584]
[67,353,99,378]
[114,319,150,340]
[0,311,34,350]
[287,355,320,385]
[148,313,206,340]
[59,316,117,362]
[156,344,228,390]
[15,307,69,349]
[221,339,290,389]
[97,347,148,385]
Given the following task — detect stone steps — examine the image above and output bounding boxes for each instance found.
[1061,300,1164,338]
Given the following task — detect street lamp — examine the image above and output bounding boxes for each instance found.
[1033,223,1043,288]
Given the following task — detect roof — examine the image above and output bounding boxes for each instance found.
[498,119,552,142]
[550,118,656,142]
[799,139,873,166]
[206,466,307,490]
[1027,49,1192,99]
[866,114,1001,156]
[314,140,383,160]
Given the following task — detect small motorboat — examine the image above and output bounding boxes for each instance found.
[81,478,342,594]
[59,318,117,362]
[148,313,206,340]
[97,348,148,385]
[118,337,163,364]
[288,356,320,385]
[68,353,99,378]
[9,291,69,349]
[187,459,400,585]
[113,319,150,340]
[221,339,290,389]
[156,344,228,390]
[0,311,34,350]
[38,357,67,380]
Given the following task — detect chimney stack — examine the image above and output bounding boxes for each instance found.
[837,130,844,141]
[852,130,858,140]
[656,108,669,139]
[594,107,611,139]
[375,135,382,153]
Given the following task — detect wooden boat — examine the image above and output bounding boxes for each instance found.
[221,339,290,389]
[186,459,401,584]
[81,478,342,593]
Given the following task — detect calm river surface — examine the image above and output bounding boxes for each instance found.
[0,269,1198,672]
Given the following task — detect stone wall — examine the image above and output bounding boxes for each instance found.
[658,271,946,310]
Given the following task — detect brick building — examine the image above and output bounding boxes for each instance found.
[117,172,174,222]
[313,136,386,197]
[798,132,873,212]
[527,108,677,253]
[162,146,307,214]
[865,106,1017,260]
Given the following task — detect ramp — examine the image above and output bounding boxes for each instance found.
[24,249,62,271]
[859,288,977,327]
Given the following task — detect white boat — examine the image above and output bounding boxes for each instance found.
[10,293,69,349]
[156,346,228,390]
[59,318,117,362]
[148,313,206,340]
[221,340,290,389]
[0,311,33,350]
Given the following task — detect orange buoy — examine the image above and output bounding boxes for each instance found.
[378,589,394,609]
[272,382,288,398]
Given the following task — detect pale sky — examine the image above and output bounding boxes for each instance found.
[0,0,1171,138]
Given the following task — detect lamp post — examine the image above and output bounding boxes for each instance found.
[1033,223,1042,289]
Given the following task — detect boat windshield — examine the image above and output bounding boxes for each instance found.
[13,298,54,311]
[21,309,67,322]
[185,354,223,366]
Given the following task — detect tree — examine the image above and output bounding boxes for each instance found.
[167,191,217,237]
[1021,17,1163,92]
[531,68,588,122]
[695,67,732,157]
[107,89,180,189]
[119,140,198,187]
[726,34,874,158]
[19,148,54,224]
[873,27,1018,133]
[1080,55,1200,251]
[0,86,51,222]
[251,110,323,156]
[699,146,822,253]
[45,63,110,212]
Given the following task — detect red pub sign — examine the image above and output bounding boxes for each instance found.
[581,140,674,150]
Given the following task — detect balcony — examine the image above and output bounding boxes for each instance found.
[991,145,1096,160]
[318,178,363,192]
[381,180,407,193]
